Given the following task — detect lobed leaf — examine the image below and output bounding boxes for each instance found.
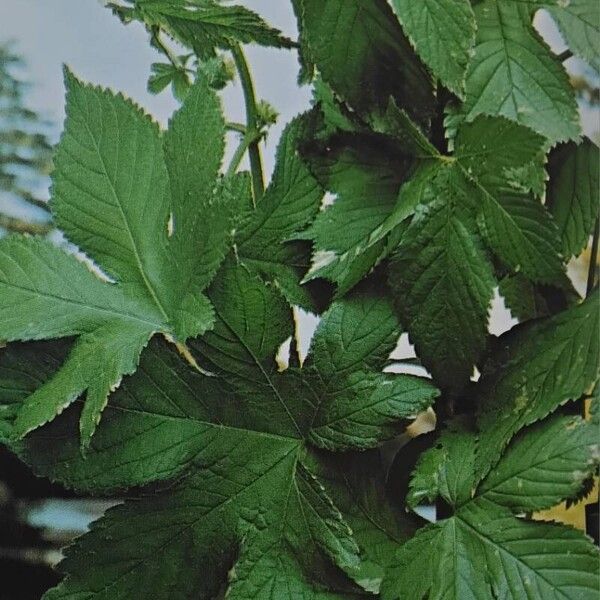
[0,73,232,444]
[2,261,439,598]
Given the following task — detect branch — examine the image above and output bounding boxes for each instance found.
[558,49,573,62]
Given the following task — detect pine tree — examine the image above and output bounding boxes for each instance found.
[0,43,53,235]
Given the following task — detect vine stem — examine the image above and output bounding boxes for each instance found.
[586,218,599,296]
[231,44,265,203]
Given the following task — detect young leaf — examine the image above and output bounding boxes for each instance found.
[0,72,231,445]
[148,62,191,101]
[293,0,435,122]
[547,139,600,258]
[457,0,580,144]
[476,292,600,480]
[4,263,438,598]
[387,0,476,97]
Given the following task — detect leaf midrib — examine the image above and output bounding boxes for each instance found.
[0,278,163,330]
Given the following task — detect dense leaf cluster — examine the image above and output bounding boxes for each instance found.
[0,0,599,598]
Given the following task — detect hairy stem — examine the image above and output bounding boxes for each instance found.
[231,44,265,204]
[586,218,599,296]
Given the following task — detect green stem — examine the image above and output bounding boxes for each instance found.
[151,28,180,69]
[226,122,247,134]
[586,218,599,296]
[231,44,265,203]
[226,130,260,178]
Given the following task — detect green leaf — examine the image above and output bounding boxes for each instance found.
[478,414,599,512]
[383,415,599,600]
[407,419,477,510]
[305,284,400,377]
[546,0,600,72]
[294,0,434,122]
[4,262,438,598]
[53,69,172,295]
[235,116,324,310]
[306,359,438,452]
[547,139,600,258]
[299,131,412,294]
[476,292,600,480]
[311,450,424,595]
[163,75,230,299]
[389,166,495,390]
[382,498,600,600]
[115,0,294,58]
[0,72,232,444]
[386,116,563,389]
[387,0,476,97]
[455,117,565,284]
[498,273,551,321]
[191,261,296,419]
[458,0,580,144]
